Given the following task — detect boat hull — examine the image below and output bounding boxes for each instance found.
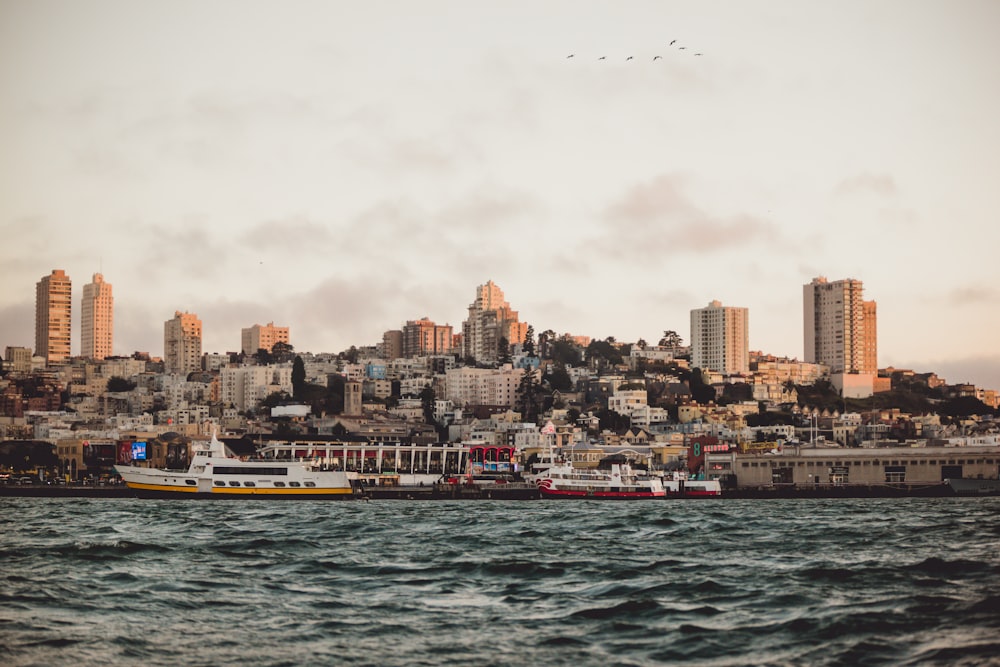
[947,478,1000,496]
[116,463,360,499]
[537,485,665,499]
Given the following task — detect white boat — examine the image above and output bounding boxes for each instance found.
[535,460,666,499]
[115,433,361,499]
[662,471,723,497]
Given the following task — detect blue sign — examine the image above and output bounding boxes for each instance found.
[131,441,147,461]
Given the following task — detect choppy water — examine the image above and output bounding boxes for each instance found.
[2,497,999,666]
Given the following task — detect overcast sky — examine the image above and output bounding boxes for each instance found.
[2,0,999,389]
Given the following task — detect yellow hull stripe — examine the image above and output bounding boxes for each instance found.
[126,481,354,495]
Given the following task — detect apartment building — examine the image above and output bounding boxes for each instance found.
[461,281,528,364]
[690,300,749,374]
[35,269,72,363]
[164,311,202,375]
[81,273,114,360]
[241,322,290,355]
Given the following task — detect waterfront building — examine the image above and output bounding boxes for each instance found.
[241,321,290,355]
[164,311,202,375]
[710,444,999,488]
[402,318,453,357]
[81,273,114,360]
[461,281,528,364]
[35,269,72,364]
[690,300,749,374]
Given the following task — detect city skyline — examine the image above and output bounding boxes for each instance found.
[2,2,999,389]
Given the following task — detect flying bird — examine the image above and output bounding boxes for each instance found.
[626,56,633,61]
[653,55,662,60]
[670,40,676,46]
[695,53,702,56]
[567,54,574,58]
[598,56,606,60]
[679,47,686,50]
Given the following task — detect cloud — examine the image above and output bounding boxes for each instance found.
[948,285,1000,306]
[240,216,337,253]
[596,174,779,258]
[834,172,898,197]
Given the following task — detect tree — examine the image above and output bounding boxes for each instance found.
[545,364,573,392]
[659,330,683,350]
[291,356,306,395]
[497,336,511,366]
[551,339,582,366]
[255,348,273,365]
[106,376,136,393]
[516,370,541,423]
[419,385,437,425]
[636,338,648,350]
[271,342,295,364]
[688,368,717,404]
[523,325,536,357]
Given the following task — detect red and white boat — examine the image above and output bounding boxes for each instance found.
[535,460,666,499]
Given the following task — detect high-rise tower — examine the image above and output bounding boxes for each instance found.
[81,273,114,360]
[461,281,527,364]
[35,269,72,363]
[803,277,877,375]
[164,311,203,375]
[690,300,749,375]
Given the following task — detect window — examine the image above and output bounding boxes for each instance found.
[214,480,225,487]
[244,481,256,487]
[273,481,286,487]
[304,482,316,488]
[185,479,197,486]
[289,481,302,487]
[885,465,906,483]
[228,481,240,487]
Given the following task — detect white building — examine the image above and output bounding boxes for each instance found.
[690,300,749,374]
[221,365,293,412]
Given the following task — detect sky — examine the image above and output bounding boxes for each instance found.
[2,0,999,390]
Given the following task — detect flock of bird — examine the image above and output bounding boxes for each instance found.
[566,41,702,59]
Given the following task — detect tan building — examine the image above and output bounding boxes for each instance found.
[4,346,33,374]
[241,321,290,355]
[81,273,114,360]
[35,269,72,363]
[164,311,202,375]
[690,300,749,374]
[803,277,877,374]
[381,330,403,360]
[402,318,453,358]
[716,446,999,488]
[461,280,527,364]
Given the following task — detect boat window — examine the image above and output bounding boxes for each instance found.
[244,481,256,487]
[214,480,225,486]
[185,479,197,485]
[289,481,301,487]
[273,481,286,487]
[304,481,316,487]
[229,481,241,487]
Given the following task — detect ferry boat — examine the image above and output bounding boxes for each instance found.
[662,471,723,497]
[115,433,361,499]
[535,460,666,499]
